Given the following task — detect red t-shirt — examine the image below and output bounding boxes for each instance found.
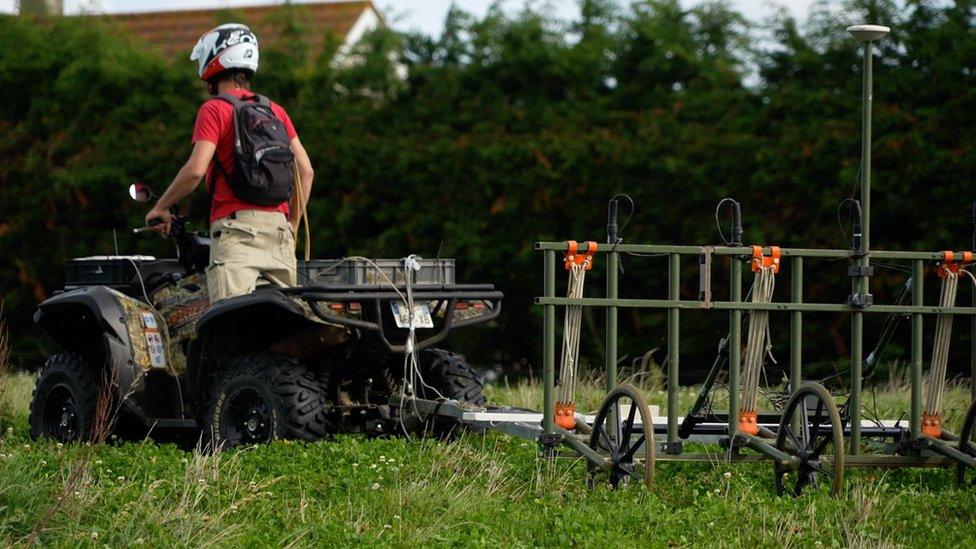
[191,89,298,223]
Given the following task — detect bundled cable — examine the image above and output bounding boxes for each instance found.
[738,246,780,435]
[555,241,597,430]
[922,252,974,437]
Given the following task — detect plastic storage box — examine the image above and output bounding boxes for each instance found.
[298,258,455,286]
[65,256,156,288]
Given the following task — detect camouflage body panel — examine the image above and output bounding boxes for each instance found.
[152,272,211,375]
[108,288,170,373]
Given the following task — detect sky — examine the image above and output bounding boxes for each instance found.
[0,0,817,34]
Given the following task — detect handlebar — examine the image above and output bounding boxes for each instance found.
[133,218,164,234]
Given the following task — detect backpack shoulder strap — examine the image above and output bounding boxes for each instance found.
[213,93,244,108]
[254,94,271,107]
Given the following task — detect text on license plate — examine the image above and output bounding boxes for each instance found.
[390,302,434,329]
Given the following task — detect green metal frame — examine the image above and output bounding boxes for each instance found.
[536,240,976,470]
[534,26,976,475]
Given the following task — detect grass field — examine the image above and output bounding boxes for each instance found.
[1,369,975,547]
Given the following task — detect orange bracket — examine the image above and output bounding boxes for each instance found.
[738,410,759,436]
[922,412,942,438]
[750,245,781,274]
[937,250,974,278]
[555,402,576,430]
[565,240,598,271]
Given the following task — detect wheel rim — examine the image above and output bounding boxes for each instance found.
[587,384,655,490]
[42,384,80,443]
[774,383,845,497]
[221,387,273,446]
[958,400,976,488]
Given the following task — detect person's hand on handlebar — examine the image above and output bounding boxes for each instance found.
[145,207,174,236]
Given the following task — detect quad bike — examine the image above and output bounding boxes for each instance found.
[28,184,502,449]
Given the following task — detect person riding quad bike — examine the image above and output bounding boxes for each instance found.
[27,25,502,450]
[145,23,315,304]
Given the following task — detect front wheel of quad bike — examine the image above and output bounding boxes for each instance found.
[397,349,486,438]
[29,354,101,443]
[202,352,331,451]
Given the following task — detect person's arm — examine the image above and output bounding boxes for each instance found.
[288,136,314,230]
[145,140,217,235]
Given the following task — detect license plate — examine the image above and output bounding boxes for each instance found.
[391,302,434,329]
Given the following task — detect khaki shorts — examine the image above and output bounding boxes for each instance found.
[207,210,297,303]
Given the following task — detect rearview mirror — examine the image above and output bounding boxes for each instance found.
[129,182,155,202]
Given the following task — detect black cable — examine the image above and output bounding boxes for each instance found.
[836,198,862,250]
[714,197,742,246]
[607,193,634,250]
[607,194,635,275]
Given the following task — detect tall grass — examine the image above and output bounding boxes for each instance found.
[1,366,973,545]
[0,300,11,428]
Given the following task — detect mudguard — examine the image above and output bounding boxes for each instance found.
[34,286,176,422]
[185,289,334,406]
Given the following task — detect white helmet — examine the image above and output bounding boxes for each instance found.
[190,23,259,81]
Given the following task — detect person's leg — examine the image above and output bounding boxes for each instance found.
[207,216,263,303]
[270,215,298,287]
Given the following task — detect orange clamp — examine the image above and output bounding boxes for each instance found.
[738,410,759,436]
[555,402,576,430]
[750,245,781,274]
[921,412,942,438]
[937,250,974,278]
[565,240,598,271]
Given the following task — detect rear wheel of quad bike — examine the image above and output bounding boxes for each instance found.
[774,382,845,497]
[958,399,976,487]
[398,349,486,437]
[202,352,331,451]
[587,384,655,490]
[29,354,101,443]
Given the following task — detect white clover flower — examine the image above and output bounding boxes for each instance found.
[117,476,126,482]
[95,460,103,465]
[371,482,380,490]
[91,532,99,540]
[723,471,732,479]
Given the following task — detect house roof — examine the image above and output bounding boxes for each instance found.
[108,1,377,58]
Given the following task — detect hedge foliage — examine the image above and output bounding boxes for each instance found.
[4,1,976,379]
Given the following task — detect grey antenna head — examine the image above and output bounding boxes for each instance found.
[847,24,890,42]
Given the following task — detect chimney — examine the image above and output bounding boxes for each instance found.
[18,0,63,15]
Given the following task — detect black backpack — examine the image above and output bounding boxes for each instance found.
[210,93,295,207]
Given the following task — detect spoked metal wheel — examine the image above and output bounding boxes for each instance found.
[587,384,655,490]
[958,399,976,488]
[774,382,845,497]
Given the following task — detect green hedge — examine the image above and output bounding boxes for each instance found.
[4,1,976,381]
